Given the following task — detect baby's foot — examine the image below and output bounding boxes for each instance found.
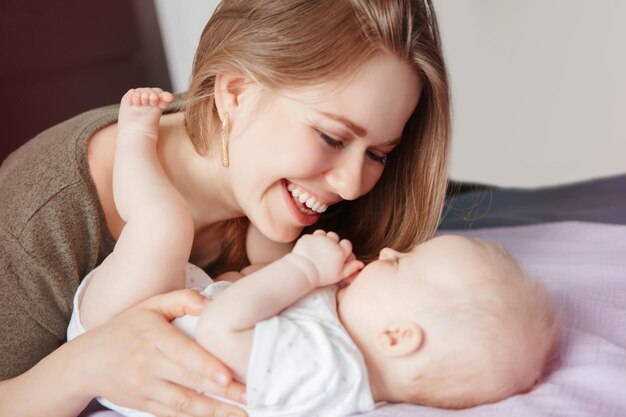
[117,87,175,142]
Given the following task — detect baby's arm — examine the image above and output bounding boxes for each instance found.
[196,231,363,381]
[81,88,194,329]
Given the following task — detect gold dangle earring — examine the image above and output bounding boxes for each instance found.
[220,113,230,167]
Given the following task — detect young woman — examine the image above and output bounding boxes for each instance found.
[0,1,450,416]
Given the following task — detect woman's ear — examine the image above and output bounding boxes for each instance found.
[213,72,253,121]
[376,322,424,357]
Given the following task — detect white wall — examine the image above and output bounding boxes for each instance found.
[436,0,626,186]
[155,1,626,187]
[153,0,218,93]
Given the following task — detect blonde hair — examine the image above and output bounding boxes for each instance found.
[184,0,451,273]
[404,243,560,408]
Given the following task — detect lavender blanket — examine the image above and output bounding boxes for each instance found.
[80,221,626,417]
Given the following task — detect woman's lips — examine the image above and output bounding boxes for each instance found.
[281,179,321,226]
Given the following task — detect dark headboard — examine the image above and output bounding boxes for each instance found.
[0,0,172,162]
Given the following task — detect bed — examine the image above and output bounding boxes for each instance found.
[79,174,626,417]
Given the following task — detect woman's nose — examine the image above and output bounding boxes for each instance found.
[324,154,365,201]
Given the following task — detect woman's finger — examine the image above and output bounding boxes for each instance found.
[139,290,235,387]
[154,322,234,389]
[223,380,247,406]
[143,288,210,320]
[141,401,197,417]
[154,355,247,405]
[147,380,247,417]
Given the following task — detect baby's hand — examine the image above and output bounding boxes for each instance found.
[292,230,363,287]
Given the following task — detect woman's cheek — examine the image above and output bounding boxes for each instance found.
[362,165,385,194]
[278,142,331,175]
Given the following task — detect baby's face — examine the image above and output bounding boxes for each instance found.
[337,235,491,334]
[337,236,550,407]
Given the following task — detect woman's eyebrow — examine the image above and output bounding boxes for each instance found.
[382,137,402,146]
[318,111,402,146]
[319,111,367,137]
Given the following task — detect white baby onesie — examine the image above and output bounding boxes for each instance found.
[245,284,374,416]
[68,264,375,417]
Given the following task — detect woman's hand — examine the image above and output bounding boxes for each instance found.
[71,289,247,417]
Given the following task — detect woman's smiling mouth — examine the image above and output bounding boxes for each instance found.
[286,181,329,215]
[281,180,333,226]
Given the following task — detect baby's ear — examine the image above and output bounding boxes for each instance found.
[376,322,424,357]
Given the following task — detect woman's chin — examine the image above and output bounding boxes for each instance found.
[254,222,303,244]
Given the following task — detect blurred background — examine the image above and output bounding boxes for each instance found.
[0,0,170,162]
[2,0,624,187]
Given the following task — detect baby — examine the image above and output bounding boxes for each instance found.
[68,88,559,416]
[178,230,559,414]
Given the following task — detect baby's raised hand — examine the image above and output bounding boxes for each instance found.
[292,230,363,287]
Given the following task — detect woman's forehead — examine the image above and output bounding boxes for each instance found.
[278,64,419,143]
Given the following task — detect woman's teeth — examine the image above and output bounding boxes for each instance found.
[287,183,328,214]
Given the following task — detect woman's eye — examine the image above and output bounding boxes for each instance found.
[318,130,388,165]
[367,150,388,165]
[319,132,345,149]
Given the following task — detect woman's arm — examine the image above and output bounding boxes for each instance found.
[0,290,247,417]
[0,340,92,417]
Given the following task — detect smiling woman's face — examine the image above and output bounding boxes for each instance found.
[226,52,421,243]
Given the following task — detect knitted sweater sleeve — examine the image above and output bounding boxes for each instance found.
[0,106,118,379]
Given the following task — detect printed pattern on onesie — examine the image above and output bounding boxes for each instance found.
[246,286,375,417]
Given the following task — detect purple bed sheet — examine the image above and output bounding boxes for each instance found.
[81,221,626,417]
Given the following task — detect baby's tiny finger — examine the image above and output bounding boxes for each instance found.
[338,238,353,255]
[341,260,364,280]
[326,231,339,242]
[312,229,326,236]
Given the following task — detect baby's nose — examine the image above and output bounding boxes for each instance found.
[379,247,400,261]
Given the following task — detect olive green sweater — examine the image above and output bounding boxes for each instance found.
[0,105,122,379]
